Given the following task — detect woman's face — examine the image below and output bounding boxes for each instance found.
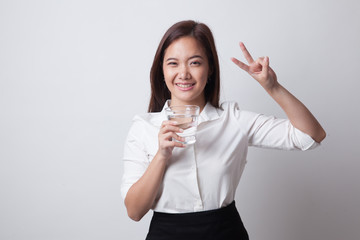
[162,36,210,108]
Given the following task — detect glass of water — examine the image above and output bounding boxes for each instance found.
[165,105,200,145]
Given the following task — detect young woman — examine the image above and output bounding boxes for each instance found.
[121,20,326,240]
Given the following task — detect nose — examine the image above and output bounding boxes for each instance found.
[179,65,190,80]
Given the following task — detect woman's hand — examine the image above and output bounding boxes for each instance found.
[157,121,185,160]
[231,42,278,91]
[231,42,326,143]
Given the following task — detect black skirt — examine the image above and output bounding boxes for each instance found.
[145,201,249,240]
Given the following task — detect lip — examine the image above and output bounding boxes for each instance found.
[175,83,195,91]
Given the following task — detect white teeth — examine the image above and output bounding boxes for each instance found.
[177,83,194,88]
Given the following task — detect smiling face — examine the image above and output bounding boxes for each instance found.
[163,36,210,109]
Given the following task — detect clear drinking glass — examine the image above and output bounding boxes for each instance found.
[165,105,200,145]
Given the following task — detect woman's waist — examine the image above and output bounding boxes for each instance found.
[152,201,239,224]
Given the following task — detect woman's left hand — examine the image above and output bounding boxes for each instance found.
[231,42,278,91]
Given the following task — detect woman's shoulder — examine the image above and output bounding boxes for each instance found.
[126,112,163,141]
[131,111,164,128]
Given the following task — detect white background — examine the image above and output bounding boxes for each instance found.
[1,0,359,239]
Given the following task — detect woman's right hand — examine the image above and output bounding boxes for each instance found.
[157,120,185,160]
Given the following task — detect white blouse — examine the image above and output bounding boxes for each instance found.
[121,101,318,213]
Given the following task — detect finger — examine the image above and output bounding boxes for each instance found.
[173,141,186,148]
[231,57,249,72]
[160,125,184,134]
[249,59,263,74]
[263,56,269,73]
[161,120,178,128]
[160,134,186,148]
[172,133,186,143]
[164,141,185,149]
[239,42,254,63]
[255,56,269,73]
[161,132,184,142]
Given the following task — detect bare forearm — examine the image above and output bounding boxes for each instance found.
[266,83,326,143]
[124,153,167,221]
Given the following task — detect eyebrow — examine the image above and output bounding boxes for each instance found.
[165,55,204,62]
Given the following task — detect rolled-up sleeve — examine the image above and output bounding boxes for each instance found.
[121,117,150,200]
[233,103,319,151]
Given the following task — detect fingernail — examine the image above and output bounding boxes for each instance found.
[179,128,184,132]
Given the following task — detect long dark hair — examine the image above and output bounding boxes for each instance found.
[148,20,220,112]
